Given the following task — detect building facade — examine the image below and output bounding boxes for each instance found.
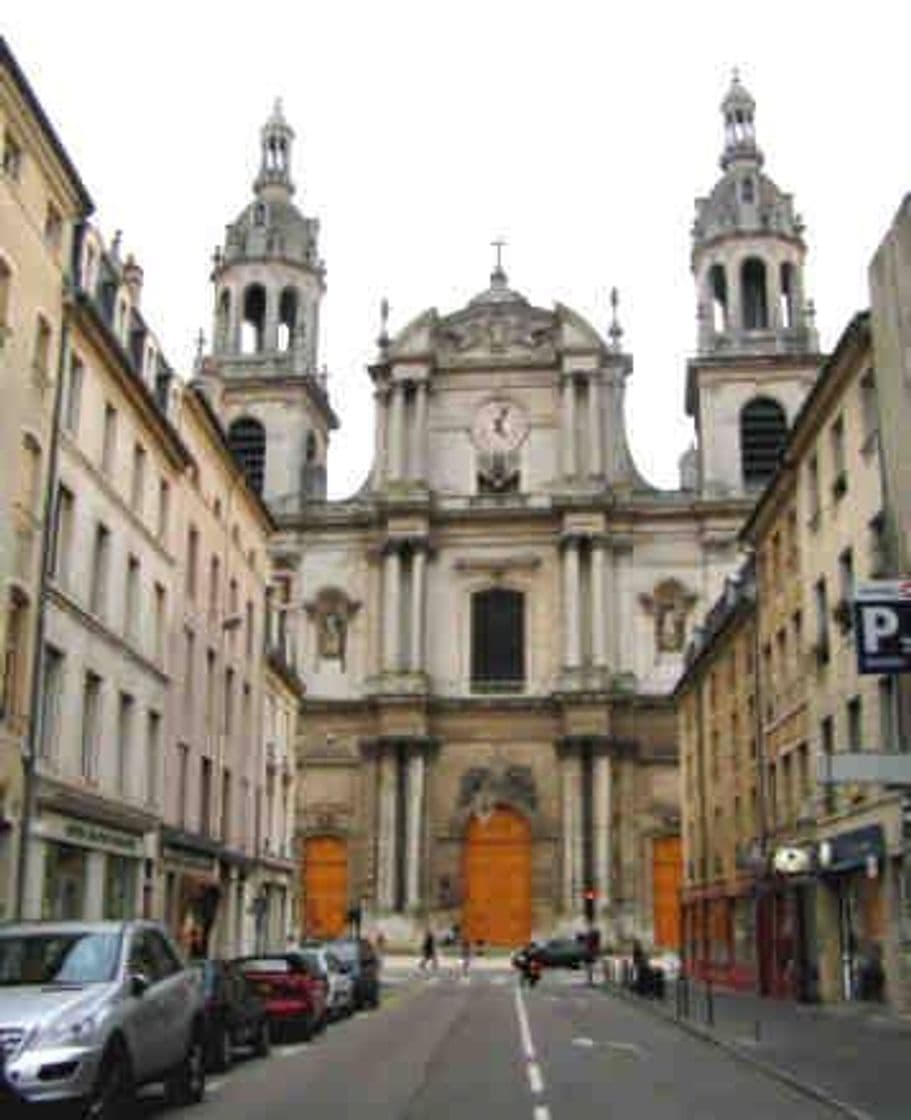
[0,39,93,918]
[680,308,911,1011]
[196,76,821,948]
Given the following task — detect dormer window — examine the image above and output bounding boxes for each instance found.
[741,177,754,204]
[253,202,267,226]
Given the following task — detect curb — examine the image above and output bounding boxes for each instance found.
[605,984,874,1120]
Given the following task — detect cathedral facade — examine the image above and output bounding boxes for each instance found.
[196,77,821,947]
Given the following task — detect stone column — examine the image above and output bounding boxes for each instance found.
[591,537,607,667]
[562,538,581,669]
[410,546,426,672]
[561,750,582,914]
[405,748,425,911]
[383,545,401,671]
[561,375,577,478]
[388,382,405,481]
[374,388,388,487]
[588,373,602,477]
[593,752,612,908]
[412,381,428,482]
[377,749,398,910]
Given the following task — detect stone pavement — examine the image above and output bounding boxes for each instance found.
[609,973,911,1120]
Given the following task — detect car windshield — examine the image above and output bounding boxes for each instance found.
[327,942,357,964]
[0,931,122,986]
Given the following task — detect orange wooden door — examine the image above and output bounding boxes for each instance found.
[463,808,532,947]
[652,835,682,949]
[303,837,348,939]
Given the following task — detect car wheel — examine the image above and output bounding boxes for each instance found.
[166,1026,206,1106]
[254,1017,271,1058]
[209,1024,233,1073]
[83,1042,133,1120]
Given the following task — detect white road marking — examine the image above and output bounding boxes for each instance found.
[492,975,508,986]
[534,1107,551,1120]
[514,984,536,1061]
[206,1079,224,1094]
[527,1061,544,1095]
[572,1037,595,1048]
[605,1041,644,1057]
[276,1043,310,1058]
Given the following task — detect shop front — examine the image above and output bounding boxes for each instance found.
[161,829,222,959]
[681,881,758,990]
[28,808,150,922]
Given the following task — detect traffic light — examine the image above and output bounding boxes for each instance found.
[583,887,597,924]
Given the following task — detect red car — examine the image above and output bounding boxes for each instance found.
[234,953,328,1041]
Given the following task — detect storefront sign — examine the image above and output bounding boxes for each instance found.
[162,845,217,874]
[854,581,911,673]
[818,824,885,874]
[34,812,142,855]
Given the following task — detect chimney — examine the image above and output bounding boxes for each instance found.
[123,253,143,306]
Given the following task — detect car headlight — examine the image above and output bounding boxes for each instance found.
[30,1010,103,1050]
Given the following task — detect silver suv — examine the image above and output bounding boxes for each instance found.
[0,920,207,1117]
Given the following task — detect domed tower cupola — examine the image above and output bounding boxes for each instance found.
[196,102,338,513]
[686,73,822,499]
[255,98,295,202]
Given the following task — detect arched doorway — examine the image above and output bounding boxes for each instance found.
[302,836,348,939]
[463,807,531,947]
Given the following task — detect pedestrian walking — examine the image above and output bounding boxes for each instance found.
[459,936,472,976]
[420,929,437,972]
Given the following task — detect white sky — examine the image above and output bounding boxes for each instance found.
[7,2,911,497]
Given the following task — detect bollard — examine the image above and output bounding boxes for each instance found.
[705,978,714,1028]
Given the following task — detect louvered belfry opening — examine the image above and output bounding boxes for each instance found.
[227,416,266,495]
[471,588,525,692]
[740,396,787,488]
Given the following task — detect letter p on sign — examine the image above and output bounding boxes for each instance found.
[862,605,899,654]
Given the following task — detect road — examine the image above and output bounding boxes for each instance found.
[151,967,841,1120]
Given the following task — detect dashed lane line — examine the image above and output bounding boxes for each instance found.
[533,1108,551,1120]
[527,1062,544,1095]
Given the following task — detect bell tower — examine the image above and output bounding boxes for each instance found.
[685,73,821,498]
[195,100,338,513]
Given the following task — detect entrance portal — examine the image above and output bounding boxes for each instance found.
[463,807,531,947]
[302,836,348,939]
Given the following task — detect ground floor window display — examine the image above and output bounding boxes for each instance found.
[42,842,87,920]
[103,854,138,919]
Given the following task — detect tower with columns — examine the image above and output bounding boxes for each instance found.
[686,72,820,498]
[195,101,338,514]
[207,76,823,949]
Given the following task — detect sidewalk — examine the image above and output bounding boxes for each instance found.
[609,973,911,1120]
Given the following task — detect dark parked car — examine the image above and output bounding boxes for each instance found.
[325,938,380,1010]
[197,960,270,1071]
[513,937,592,970]
[234,953,328,1042]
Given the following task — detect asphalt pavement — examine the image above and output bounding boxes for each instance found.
[133,966,848,1120]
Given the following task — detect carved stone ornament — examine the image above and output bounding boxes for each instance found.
[639,579,698,654]
[457,764,538,820]
[437,307,556,364]
[304,587,361,668]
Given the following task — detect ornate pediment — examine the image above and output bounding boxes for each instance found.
[436,304,557,366]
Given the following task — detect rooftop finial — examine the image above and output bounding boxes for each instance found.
[490,237,507,286]
[377,297,390,352]
[608,286,623,350]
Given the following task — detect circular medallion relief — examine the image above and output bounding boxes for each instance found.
[471,399,530,454]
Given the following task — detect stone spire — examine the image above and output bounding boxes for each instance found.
[720,69,763,171]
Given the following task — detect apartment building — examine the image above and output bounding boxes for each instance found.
[161,383,296,958]
[0,40,93,917]
[20,224,190,923]
[680,310,909,1010]
[677,564,760,990]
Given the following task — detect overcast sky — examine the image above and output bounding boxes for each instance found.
[7,2,911,497]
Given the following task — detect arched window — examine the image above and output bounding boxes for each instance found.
[305,430,318,464]
[708,264,728,333]
[740,397,787,489]
[0,257,11,333]
[216,289,231,351]
[241,285,266,354]
[278,287,297,352]
[779,262,796,329]
[741,258,768,330]
[471,588,525,692]
[228,417,266,495]
[741,176,755,204]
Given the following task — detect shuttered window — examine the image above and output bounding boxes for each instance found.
[471,588,524,691]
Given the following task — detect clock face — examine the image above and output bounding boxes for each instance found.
[471,399,529,454]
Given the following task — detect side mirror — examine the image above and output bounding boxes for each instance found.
[129,973,150,998]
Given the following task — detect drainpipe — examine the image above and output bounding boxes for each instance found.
[749,552,770,997]
[14,222,85,919]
